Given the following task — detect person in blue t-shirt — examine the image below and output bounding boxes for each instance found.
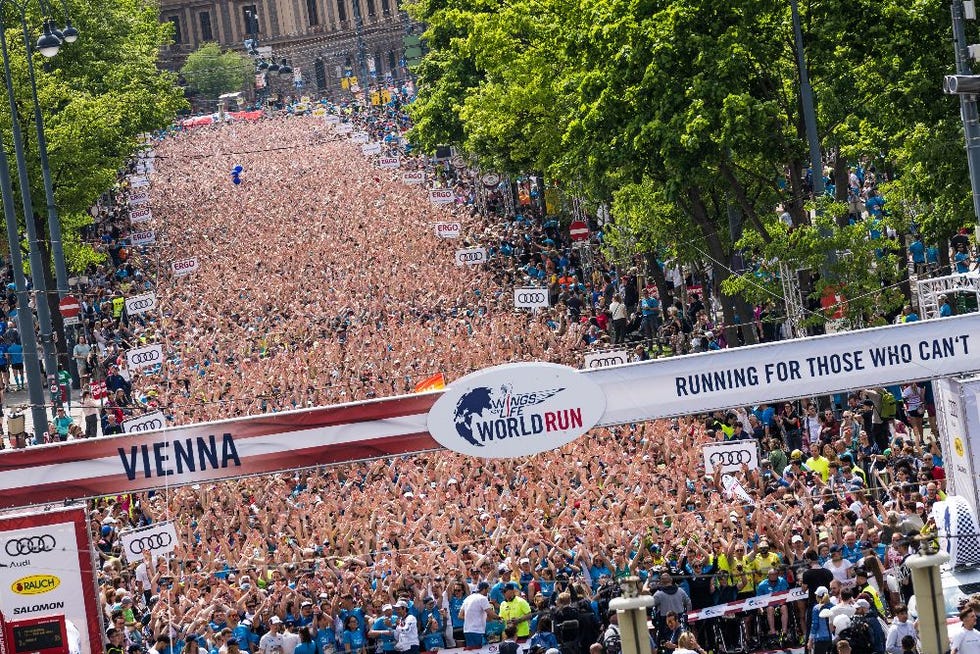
[908,235,926,274]
[756,569,790,638]
[940,295,953,317]
[341,616,367,654]
[955,243,973,273]
[226,611,257,653]
[338,596,367,638]
[316,611,338,654]
[368,605,397,654]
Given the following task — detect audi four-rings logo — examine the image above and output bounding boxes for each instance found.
[6,535,56,557]
[127,533,173,554]
[127,297,155,311]
[129,351,161,365]
[587,356,626,368]
[707,450,754,466]
[516,293,546,303]
[127,419,163,432]
[457,252,484,262]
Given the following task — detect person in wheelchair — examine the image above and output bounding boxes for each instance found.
[756,568,790,643]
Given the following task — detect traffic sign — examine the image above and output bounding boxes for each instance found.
[58,295,80,319]
[569,220,590,242]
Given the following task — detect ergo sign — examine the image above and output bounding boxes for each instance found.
[429,188,455,205]
[513,287,549,309]
[378,156,400,169]
[129,207,152,224]
[171,257,199,277]
[402,171,424,185]
[434,222,461,238]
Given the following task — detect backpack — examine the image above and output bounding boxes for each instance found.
[602,624,622,654]
[879,389,897,419]
[838,617,874,654]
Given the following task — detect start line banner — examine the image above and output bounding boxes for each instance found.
[686,587,807,622]
[0,315,979,508]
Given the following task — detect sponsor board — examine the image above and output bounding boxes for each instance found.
[334,123,352,135]
[583,350,629,369]
[119,521,178,562]
[171,257,199,277]
[128,191,150,207]
[129,207,152,224]
[123,411,166,434]
[377,156,400,169]
[427,362,607,458]
[428,188,455,205]
[434,222,461,239]
[128,175,149,188]
[324,114,340,125]
[124,292,157,316]
[0,508,101,654]
[126,343,164,372]
[481,172,501,188]
[351,131,369,144]
[513,287,549,309]
[361,142,382,156]
[402,171,424,185]
[454,247,487,266]
[702,440,760,474]
[129,229,156,246]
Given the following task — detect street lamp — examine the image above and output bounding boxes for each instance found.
[36,19,60,56]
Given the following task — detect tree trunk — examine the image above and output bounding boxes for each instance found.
[786,158,809,227]
[36,214,68,370]
[645,252,672,309]
[833,148,850,228]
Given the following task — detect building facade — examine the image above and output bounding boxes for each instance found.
[158,0,414,98]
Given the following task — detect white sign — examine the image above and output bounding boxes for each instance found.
[377,156,400,169]
[361,142,383,156]
[130,229,156,246]
[402,171,425,185]
[122,411,167,435]
[351,131,369,144]
[703,440,760,474]
[125,292,157,316]
[129,206,152,224]
[119,521,178,562]
[429,188,455,205]
[126,343,164,371]
[936,378,980,519]
[171,257,199,277]
[434,222,461,238]
[128,191,150,207]
[128,175,149,188]
[427,362,607,458]
[324,115,340,125]
[514,287,550,309]
[334,123,352,135]
[454,247,487,266]
[62,315,79,326]
[586,313,980,426]
[0,509,98,654]
[584,350,630,369]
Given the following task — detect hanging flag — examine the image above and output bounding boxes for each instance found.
[414,373,446,393]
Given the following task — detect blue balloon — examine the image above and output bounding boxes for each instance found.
[232,165,244,174]
[232,176,242,186]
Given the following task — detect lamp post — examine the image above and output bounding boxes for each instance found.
[0,0,76,415]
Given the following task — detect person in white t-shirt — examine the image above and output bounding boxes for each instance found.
[258,617,285,654]
[393,601,420,654]
[953,608,980,654]
[460,581,497,647]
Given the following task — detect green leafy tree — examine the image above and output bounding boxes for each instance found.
[179,42,250,101]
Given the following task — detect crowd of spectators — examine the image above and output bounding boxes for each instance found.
[0,95,969,654]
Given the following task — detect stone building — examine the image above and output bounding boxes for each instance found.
[158,0,413,98]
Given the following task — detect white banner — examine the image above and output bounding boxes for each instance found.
[128,191,150,207]
[377,156,400,169]
[361,142,382,155]
[587,314,980,426]
[122,411,166,434]
[434,222,461,239]
[402,171,425,185]
[171,257,199,277]
[324,115,340,125]
[936,378,980,519]
[125,343,164,371]
[351,131,369,144]
[128,175,149,188]
[129,206,152,224]
[454,247,487,266]
[119,521,178,563]
[583,350,630,369]
[703,440,760,474]
[129,229,156,246]
[513,287,549,309]
[429,188,455,205]
[334,123,352,135]
[0,508,101,654]
[124,292,157,316]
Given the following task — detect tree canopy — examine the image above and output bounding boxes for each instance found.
[407,0,969,329]
[180,42,250,102]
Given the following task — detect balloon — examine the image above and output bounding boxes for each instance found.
[232,175,242,186]
[232,165,244,174]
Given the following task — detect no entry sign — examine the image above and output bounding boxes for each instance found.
[569,220,589,242]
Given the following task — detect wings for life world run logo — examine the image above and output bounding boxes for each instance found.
[428,362,607,458]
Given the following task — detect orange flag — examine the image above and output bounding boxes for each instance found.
[414,372,446,393]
